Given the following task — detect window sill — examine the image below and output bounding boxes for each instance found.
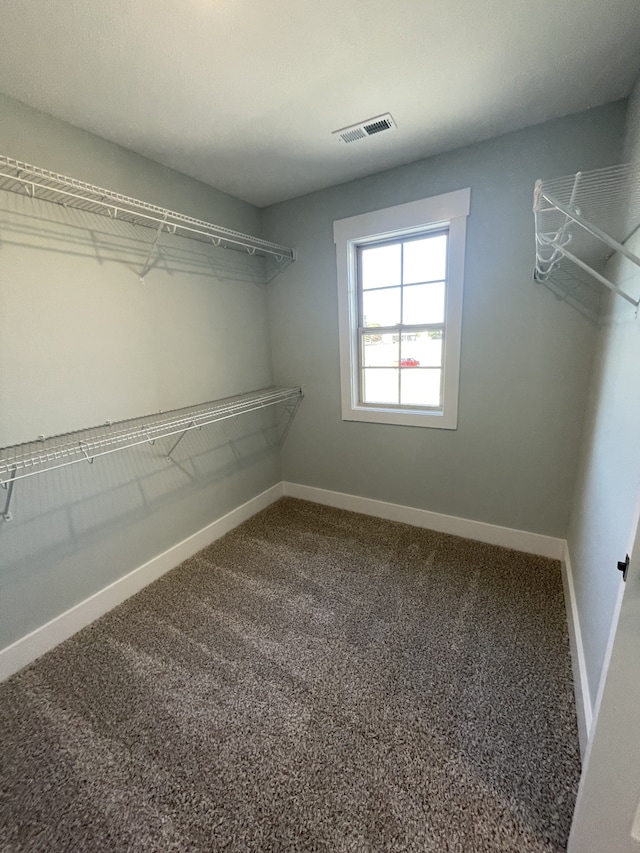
[342,404,457,429]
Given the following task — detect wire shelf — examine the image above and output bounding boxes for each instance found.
[536,260,605,322]
[0,153,295,267]
[533,163,640,309]
[0,386,303,488]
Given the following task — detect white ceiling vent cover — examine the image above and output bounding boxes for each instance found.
[333,113,397,144]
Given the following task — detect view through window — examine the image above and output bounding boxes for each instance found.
[359,230,448,409]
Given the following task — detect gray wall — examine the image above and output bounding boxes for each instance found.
[262,104,625,537]
[566,77,640,714]
[0,94,281,649]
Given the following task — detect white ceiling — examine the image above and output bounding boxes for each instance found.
[0,0,639,207]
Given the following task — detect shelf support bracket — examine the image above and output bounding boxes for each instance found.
[79,442,94,464]
[139,215,168,283]
[540,238,640,308]
[542,192,640,271]
[166,421,201,462]
[1,468,17,522]
[166,430,187,461]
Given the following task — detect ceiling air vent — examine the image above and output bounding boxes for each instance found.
[333,113,397,144]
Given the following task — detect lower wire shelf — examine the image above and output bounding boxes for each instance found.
[0,385,303,521]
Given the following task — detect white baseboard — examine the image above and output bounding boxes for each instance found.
[283,482,564,560]
[0,482,284,683]
[561,541,593,757]
[0,480,568,685]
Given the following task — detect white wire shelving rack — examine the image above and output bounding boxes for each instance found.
[533,163,640,312]
[0,154,296,282]
[0,386,303,521]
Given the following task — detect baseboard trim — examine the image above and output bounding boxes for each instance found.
[282,482,564,560]
[0,480,568,684]
[0,482,284,683]
[561,541,593,757]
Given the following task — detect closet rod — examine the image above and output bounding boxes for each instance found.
[0,386,303,494]
[0,154,295,262]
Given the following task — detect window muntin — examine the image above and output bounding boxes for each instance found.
[358,230,448,410]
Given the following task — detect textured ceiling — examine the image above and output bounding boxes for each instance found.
[0,0,639,206]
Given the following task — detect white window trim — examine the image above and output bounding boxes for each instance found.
[334,188,470,429]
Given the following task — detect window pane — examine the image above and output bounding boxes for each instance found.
[402,282,445,325]
[401,368,442,407]
[361,243,401,290]
[403,234,447,284]
[401,331,442,367]
[362,368,399,404]
[362,287,401,327]
[362,332,399,367]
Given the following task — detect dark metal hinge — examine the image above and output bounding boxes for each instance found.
[618,554,630,582]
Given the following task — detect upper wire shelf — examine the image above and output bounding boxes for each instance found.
[533,163,640,310]
[0,154,296,278]
[0,386,303,520]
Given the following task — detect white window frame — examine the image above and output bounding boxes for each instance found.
[334,188,470,429]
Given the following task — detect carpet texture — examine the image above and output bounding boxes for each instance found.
[0,498,581,852]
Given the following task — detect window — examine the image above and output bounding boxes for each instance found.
[334,189,470,429]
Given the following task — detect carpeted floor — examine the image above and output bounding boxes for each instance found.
[0,497,581,852]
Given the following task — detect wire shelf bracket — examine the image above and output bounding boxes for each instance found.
[0,386,304,521]
[166,420,203,462]
[1,468,16,522]
[139,214,169,283]
[0,154,296,282]
[533,163,640,312]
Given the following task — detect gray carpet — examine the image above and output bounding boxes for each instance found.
[0,497,581,852]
